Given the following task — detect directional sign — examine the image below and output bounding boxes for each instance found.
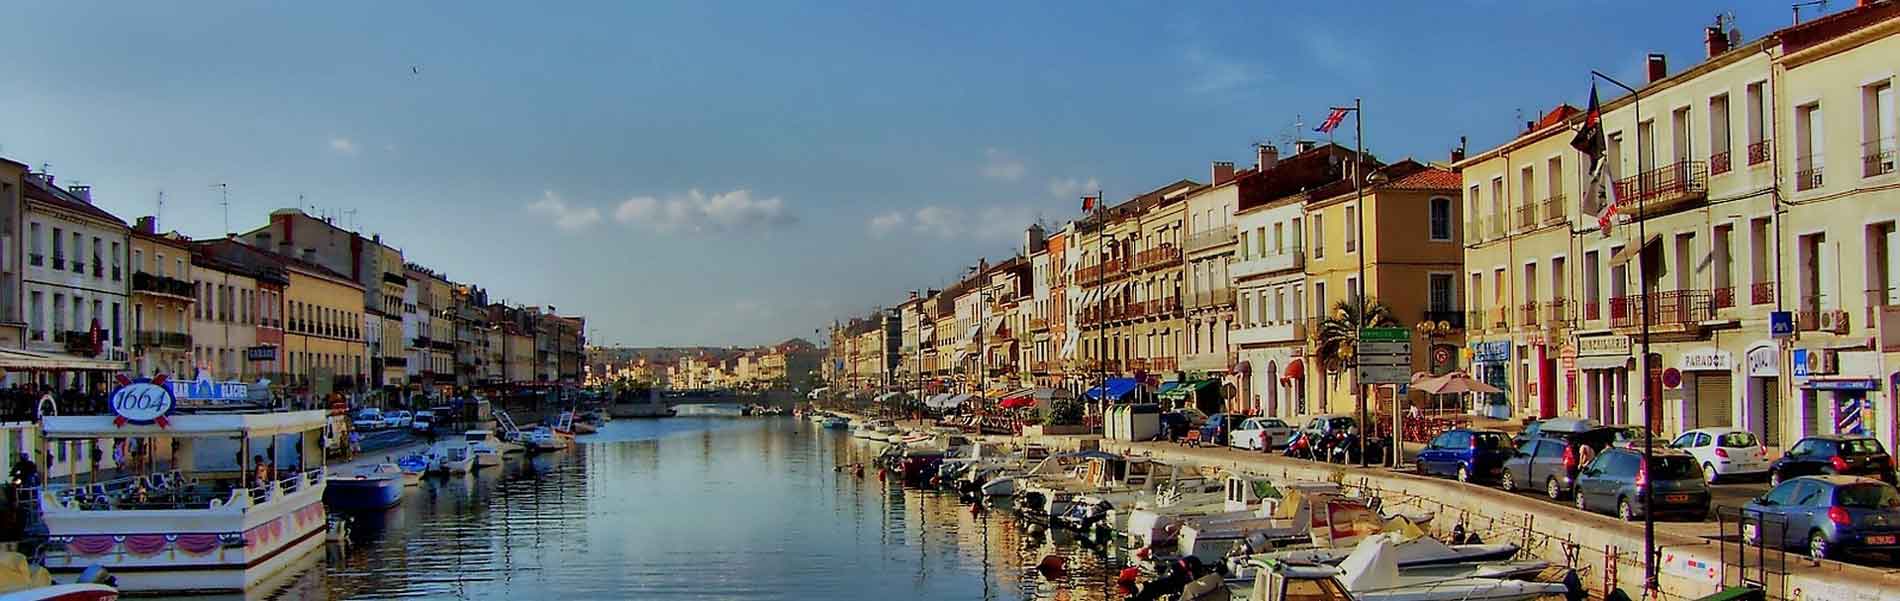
[1359,328,1409,342]
[1357,353,1412,366]
[1359,341,1412,355]
[1356,365,1411,385]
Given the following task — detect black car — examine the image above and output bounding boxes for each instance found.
[1770,435,1897,486]
[1573,447,1710,521]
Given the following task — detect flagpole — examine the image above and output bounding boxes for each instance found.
[1592,69,1655,598]
[1352,97,1370,468]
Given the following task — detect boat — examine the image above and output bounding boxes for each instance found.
[36,406,333,594]
[0,551,117,601]
[324,464,406,511]
[395,454,429,485]
[1170,481,1355,563]
[429,442,474,473]
[821,416,851,429]
[463,431,507,467]
[1225,521,1529,582]
[1240,545,1573,601]
[522,426,572,452]
[853,420,892,440]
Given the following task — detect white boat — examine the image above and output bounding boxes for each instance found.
[1241,546,1571,601]
[353,461,421,488]
[491,411,530,454]
[463,430,508,467]
[36,408,333,594]
[396,454,430,485]
[1225,522,1529,583]
[1172,481,1353,563]
[429,442,474,473]
[853,420,893,440]
[522,426,572,452]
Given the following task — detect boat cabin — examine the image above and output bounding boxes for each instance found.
[1244,560,1355,601]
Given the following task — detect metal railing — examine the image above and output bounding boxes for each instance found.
[1464,220,1483,245]
[1519,302,1540,326]
[1608,290,1714,329]
[1544,298,1571,323]
[133,271,196,298]
[1751,281,1776,305]
[1710,150,1732,175]
[1612,160,1708,206]
[1866,288,1898,323]
[1132,245,1182,270]
[1485,215,1506,239]
[1183,225,1236,253]
[1713,286,1736,309]
[1795,154,1823,191]
[1540,194,1565,226]
[1865,138,1896,177]
[1152,356,1178,372]
[1583,299,1601,321]
[1746,139,1772,165]
[135,330,192,349]
[1465,310,1485,332]
[1515,203,1537,232]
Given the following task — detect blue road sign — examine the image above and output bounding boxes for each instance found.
[1770,311,1794,338]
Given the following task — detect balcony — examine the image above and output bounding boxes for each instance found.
[1711,150,1732,175]
[1795,157,1824,191]
[1231,319,1306,345]
[1466,310,1486,332]
[132,271,197,299]
[1132,245,1182,271]
[1867,289,1897,323]
[1611,160,1708,218]
[60,331,99,356]
[1189,287,1235,310]
[1485,215,1506,240]
[1029,317,1049,331]
[1231,250,1305,279]
[1609,290,1714,333]
[1143,297,1182,318]
[1127,358,1151,373]
[135,330,192,349]
[1490,307,1509,330]
[1078,259,1127,285]
[1751,281,1776,305]
[1153,356,1178,372]
[1865,138,1896,177]
[1584,300,1602,321]
[1713,286,1736,309]
[1515,203,1537,232]
[1184,225,1237,253]
[1519,302,1541,327]
[1464,220,1483,245]
[1747,140,1772,166]
[1541,195,1566,227]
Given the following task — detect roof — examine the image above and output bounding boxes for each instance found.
[1379,165,1462,191]
[20,173,128,227]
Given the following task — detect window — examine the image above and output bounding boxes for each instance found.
[52,293,64,333]
[1710,93,1732,172]
[1552,256,1568,301]
[1673,232,1695,291]
[1345,277,1359,305]
[1523,262,1539,304]
[1638,119,1656,173]
[28,292,42,340]
[1469,273,1483,312]
[1750,217,1771,299]
[1311,213,1325,258]
[1713,225,1734,302]
[1796,102,1824,190]
[51,227,64,267]
[71,232,82,273]
[1545,156,1563,202]
[110,302,120,344]
[1865,81,1895,177]
[1429,197,1452,240]
[1745,81,1767,152]
[1428,274,1454,312]
[1671,106,1692,164]
[1344,206,1357,252]
[28,223,42,266]
[1314,282,1327,318]
[109,241,121,280]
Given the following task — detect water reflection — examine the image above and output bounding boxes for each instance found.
[224,417,1121,600]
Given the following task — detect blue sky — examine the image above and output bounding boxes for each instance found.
[0,1,1808,346]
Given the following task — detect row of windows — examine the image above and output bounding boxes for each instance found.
[27,223,122,280]
[25,290,122,344]
[286,300,361,340]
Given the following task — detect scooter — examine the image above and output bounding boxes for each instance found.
[1282,431,1315,460]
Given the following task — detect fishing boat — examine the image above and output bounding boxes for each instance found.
[462,431,506,468]
[395,454,430,485]
[37,405,332,594]
[428,441,474,473]
[1225,521,1528,582]
[821,416,851,429]
[324,464,405,511]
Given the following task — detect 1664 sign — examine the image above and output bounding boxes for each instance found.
[110,374,176,428]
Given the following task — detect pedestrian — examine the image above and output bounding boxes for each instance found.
[252,455,272,485]
[10,453,39,488]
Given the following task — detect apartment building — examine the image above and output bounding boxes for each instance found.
[187,248,263,381]
[0,159,26,349]
[21,173,130,385]
[1232,161,1310,416]
[1130,183,1188,381]
[1182,172,1239,394]
[128,218,194,377]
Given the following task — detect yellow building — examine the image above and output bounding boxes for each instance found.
[282,256,368,394]
[128,218,196,377]
[1130,182,1190,379]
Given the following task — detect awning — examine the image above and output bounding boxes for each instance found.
[1576,355,1631,370]
[1155,381,1184,396]
[924,393,956,408]
[952,350,971,364]
[1159,379,1215,401]
[919,328,936,344]
[0,348,127,372]
[963,324,981,341]
[1283,359,1305,381]
[1609,234,1662,266]
[1084,377,1139,401]
[874,391,911,403]
[985,317,1006,336]
[1412,371,1503,395]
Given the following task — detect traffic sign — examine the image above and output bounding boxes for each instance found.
[1356,353,1411,366]
[1359,341,1412,355]
[1356,365,1411,384]
[1359,328,1409,342]
[1770,311,1794,338]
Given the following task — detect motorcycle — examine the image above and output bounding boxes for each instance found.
[1282,431,1314,460]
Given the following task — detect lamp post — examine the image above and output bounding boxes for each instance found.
[1590,68,1657,595]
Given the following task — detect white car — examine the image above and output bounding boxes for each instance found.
[1229,417,1297,451]
[384,410,413,429]
[1670,427,1771,483]
[412,410,436,432]
[351,409,384,431]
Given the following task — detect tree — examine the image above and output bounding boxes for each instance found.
[1312,298,1401,374]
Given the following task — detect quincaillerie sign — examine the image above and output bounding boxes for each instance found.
[110,374,176,428]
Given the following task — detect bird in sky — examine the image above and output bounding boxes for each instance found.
[411,65,421,75]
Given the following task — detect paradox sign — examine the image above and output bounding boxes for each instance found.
[110,374,176,428]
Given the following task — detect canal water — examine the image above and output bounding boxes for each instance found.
[241,417,1125,600]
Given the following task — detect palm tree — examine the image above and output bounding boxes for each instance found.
[1312,298,1401,373]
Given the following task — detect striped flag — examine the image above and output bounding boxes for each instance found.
[1571,84,1624,235]
[1315,108,1349,133]
[1081,194,1099,212]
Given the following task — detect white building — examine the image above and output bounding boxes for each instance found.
[1231,190,1308,417]
[20,173,130,385]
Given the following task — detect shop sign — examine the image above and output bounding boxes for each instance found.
[1745,346,1778,377]
[1471,341,1510,363]
[1678,349,1732,371]
[1879,305,1900,352]
[1575,335,1631,357]
[110,375,175,427]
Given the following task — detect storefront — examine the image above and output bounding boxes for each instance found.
[1680,348,1735,430]
[1469,341,1511,418]
[1801,377,1879,437]
[1742,344,1783,447]
[1574,334,1631,424]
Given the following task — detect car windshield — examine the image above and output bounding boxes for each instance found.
[1648,456,1702,480]
[1841,439,1886,455]
[1716,432,1757,447]
[1835,484,1900,509]
[1261,419,1287,428]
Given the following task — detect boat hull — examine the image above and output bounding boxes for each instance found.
[0,583,120,600]
[323,478,404,511]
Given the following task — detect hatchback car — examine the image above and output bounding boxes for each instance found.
[1229,417,1295,451]
[1671,427,1770,483]
[1742,475,1900,560]
[1501,428,1618,499]
[1770,435,1897,485]
[1198,413,1235,447]
[1573,448,1711,521]
[384,410,413,429]
[351,408,385,431]
[1415,428,1512,483]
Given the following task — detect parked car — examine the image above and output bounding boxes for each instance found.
[1771,435,1898,486]
[1742,475,1900,560]
[1513,417,1600,449]
[1158,412,1193,442]
[1415,428,1512,483]
[1501,427,1618,500]
[351,408,385,431]
[1671,427,1770,483]
[412,410,436,433]
[383,410,413,429]
[1229,417,1296,451]
[1199,413,1235,447]
[1572,447,1710,521]
[1606,424,1669,450]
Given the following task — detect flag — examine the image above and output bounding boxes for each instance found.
[1570,85,1604,156]
[1081,194,1099,212]
[1570,83,1623,235]
[1315,108,1349,133]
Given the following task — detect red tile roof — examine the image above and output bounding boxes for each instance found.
[1382,166,1463,191]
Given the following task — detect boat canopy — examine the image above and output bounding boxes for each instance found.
[40,409,330,439]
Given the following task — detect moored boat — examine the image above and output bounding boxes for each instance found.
[324,463,406,511]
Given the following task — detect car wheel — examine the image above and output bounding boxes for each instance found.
[1574,489,1588,512]
[1808,530,1829,560]
[1546,477,1564,500]
[1618,497,1635,521]
[1500,470,1517,492]
[1456,465,1472,483]
[1704,462,1719,485]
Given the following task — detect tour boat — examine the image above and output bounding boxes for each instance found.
[37,408,333,594]
[462,431,506,467]
[324,464,406,511]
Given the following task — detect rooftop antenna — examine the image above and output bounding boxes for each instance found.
[1792,0,1827,24]
[343,208,359,231]
[212,183,229,234]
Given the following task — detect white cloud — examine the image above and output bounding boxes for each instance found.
[867,204,1038,241]
[868,211,907,236]
[1301,30,1373,80]
[980,148,1027,181]
[328,136,358,155]
[1046,176,1101,199]
[1181,46,1264,95]
[614,188,795,233]
[525,190,603,230]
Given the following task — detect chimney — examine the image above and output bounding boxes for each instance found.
[1450,146,1467,164]
[1256,143,1279,172]
[301,247,317,263]
[1646,53,1668,83]
[1211,161,1236,185]
[1294,140,1318,154]
[1705,22,1730,57]
[135,216,157,235]
[66,184,92,204]
[1024,223,1047,256]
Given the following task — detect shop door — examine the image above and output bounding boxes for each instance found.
[1803,390,1824,437]
[1539,356,1557,419]
[1759,378,1781,447]
[1694,374,1734,428]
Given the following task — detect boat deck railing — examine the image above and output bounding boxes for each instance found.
[38,467,326,512]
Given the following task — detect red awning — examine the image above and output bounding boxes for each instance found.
[1282,359,1304,381]
[1001,395,1037,409]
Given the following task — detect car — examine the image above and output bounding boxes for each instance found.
[412,410,436,432]
[1671,427,1770,483]
[383,410,412,429]
[1500,427,1618,500]
[1415,428,1512,483]
[351,408,385,431]
[1742,475,1900,560]
[1606,424,1669,450]
[1770,435,1898,486]
[1199,413,1236,447]
[1572,447,1710,521]
[1229,417,1296,451]
[1513,417,1600,449]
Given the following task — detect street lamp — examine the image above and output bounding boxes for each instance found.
[1357,163,1387,467]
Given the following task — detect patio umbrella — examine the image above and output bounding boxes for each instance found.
[1412,371,1502,395]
